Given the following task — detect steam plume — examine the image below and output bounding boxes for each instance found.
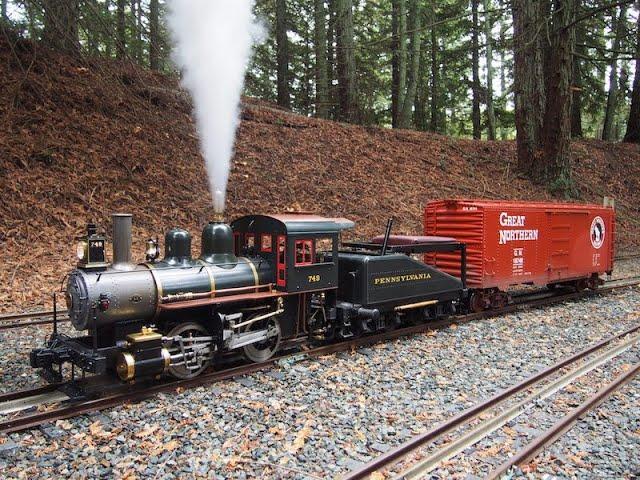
[168,0,262,214]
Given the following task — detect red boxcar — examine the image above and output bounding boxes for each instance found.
[424,199,615,310]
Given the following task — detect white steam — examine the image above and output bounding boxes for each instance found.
[168,0,263,214]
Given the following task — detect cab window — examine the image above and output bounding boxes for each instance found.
[295,240,313,266]
[315,238,333,263]
[261,234,272,253]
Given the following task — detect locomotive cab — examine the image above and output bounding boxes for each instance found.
[231,214,355,294]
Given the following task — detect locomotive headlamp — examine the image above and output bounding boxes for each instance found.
[76,241,87,260]
[145,238,160,262]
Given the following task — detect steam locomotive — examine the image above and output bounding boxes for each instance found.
[31,213,466,383]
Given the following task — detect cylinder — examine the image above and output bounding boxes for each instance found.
[112,213,134,270]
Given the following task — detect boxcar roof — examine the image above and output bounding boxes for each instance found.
[232,214,355,234]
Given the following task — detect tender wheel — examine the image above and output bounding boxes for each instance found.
[164,322,214,379]
[243,314,282,363]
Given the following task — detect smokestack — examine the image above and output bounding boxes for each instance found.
[112,213,134,271]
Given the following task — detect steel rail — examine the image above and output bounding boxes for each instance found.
[341,322,640,480]
[396,333,640,480]
[486,362,640,480]
[0,310,57,321]
[0,384,64,404]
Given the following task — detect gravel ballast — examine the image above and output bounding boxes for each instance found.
[1,284,639,478]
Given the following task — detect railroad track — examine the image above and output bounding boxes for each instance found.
[342,323,640,480]
[1,276,639,435]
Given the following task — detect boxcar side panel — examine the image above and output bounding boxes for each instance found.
[425,200,615,291]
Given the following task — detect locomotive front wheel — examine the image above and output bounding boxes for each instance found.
[164,322,213,379]
[243,314,282,363]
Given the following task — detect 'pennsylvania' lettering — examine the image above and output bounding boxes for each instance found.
[373,272,431,285]
[499,229,539,245]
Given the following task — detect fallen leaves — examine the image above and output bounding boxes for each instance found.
[135,424,160,438]
[287,419,314,454]
[56,419,73,430]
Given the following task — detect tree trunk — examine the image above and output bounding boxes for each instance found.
[86,0,100,55]
[276,0,290,109]
[471,0,481,139]
[116,0,126,58]
[314,0,329,118]
[327,0,336,118]
[512,0,545,176]
[303,25,314,115]
[602,5,627,141]
[391,0,407,128]
[499,16,507,139]
[104,0,112,57]
[42,0,80,54]
[335,0,357,122]
[149,0,160,70]
[571,20,585,138]
[131,0,143,62]
[429,24,439,132]
[1,0,7,21]
[399,0,421,129]
[539,0,574,190]
[24,0,38,39]
[484,0,496,140]
[624,11,640,143]
[414,31,430,131]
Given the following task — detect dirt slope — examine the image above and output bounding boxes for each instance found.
[1,34,639,312]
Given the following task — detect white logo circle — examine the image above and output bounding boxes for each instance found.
[590,216,605,249]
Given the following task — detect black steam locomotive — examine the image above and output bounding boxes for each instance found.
[31,213,466,383]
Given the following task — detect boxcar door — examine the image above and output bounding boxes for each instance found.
[277,235,286,288]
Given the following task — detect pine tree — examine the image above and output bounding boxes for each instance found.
[335,0,357,122]
[430,22,440,132]
[624,10,640,143]
[513,0,575,190]
[391,0,407,128]
[314,0,329,118]
[484,0,496,140]
[602,5,627,141]
[399,0,421,129]
[471,0,481,139]
[276,0,291,108]
[149,0,160,70]
[571,19,585,138]
[42,0,80,54]
[116,0,126,58]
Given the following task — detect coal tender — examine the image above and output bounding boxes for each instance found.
[335,224,465,337]
[31,214,467,386]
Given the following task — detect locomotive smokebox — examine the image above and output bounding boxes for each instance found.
[112,213,135,271]
[201,222,237,265]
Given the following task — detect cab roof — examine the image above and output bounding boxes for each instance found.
[231,214,355,235]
